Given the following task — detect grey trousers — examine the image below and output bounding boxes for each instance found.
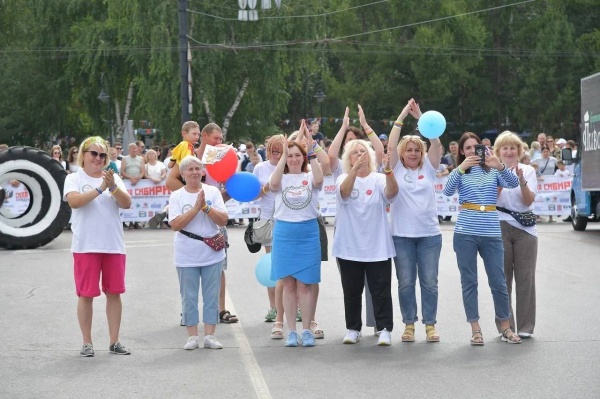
[496,221,537,334]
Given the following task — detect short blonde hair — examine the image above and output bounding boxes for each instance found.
[179,155,203,173]
[341,140,376,174]
[494,131,524,159]
[182,121,199,133]
[77,136,109,168]
[397,135,427,169]
[145,149,158,162]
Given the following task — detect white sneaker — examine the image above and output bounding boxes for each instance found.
[377,328,392,346]
[343,330,361,344]
[517,332,532,338]
[204,334,223,349]
[184,336,199,350]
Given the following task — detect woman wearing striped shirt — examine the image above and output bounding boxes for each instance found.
[443,132,522,345]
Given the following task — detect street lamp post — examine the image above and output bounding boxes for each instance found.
[314,87,326,118]
[97,72,114,146]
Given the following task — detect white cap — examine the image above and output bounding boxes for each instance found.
[238,144,247,151]
[556,138,567,145]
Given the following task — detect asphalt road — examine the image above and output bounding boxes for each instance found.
[1,221,599,399]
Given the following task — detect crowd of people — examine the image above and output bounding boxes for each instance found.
[3,105,576,356]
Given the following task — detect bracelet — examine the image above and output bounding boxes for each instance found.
[393,121,403,128]
[308,155,317,161]
[109,185,118,194]
[307,151,315,157]
[457,166,465,175]
[520,181,527,187]
[384,169,393,175]
[314,146,323,153]
[366,129,374,136]
[95,187,103,195]
[202,204,211,214]
[312,141,318,149]
[499,163,507,171]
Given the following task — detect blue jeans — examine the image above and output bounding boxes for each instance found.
[177,262,222,326]
[392,235,442,325]
[453,233,510,323]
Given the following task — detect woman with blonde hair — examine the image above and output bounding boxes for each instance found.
[63,136,132,356]
[333,138,398,346]
[387,99,443,343]
[144,149,167,184]
[50,145,66,169]
[494,131,538,338]
[529,141,541,161]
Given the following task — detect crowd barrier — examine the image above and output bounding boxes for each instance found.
[1,175,572,222]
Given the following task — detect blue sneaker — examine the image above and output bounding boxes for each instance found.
[285,331,299,347]
[302,330,315,347]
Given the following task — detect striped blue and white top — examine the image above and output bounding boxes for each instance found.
[443,166,519,236]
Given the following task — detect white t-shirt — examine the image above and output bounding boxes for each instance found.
[63,169,127,254]
[146,161,166,180]
[554,169,571,178]
[497,163,538,236]
[332,172,397,262]
[253,160,277,219]
[390,157,441,237]
[273,172,320,222]
[168,184,227,267]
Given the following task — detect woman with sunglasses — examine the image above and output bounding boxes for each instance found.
[63,136,132,357]
[387,99,444,343]
[50,145,66,169]
[67,146,80,174]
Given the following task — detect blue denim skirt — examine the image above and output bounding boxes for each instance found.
[271,219,321,284]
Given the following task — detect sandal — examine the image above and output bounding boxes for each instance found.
[401,324,415,342]
[271,322,284,339]
[501,328,522,344]
[310,321,324,339]
[470,330,484,346]
[219,310,239,324]
[425,325,440,343]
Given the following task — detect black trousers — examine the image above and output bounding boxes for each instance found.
[338,258,393,332]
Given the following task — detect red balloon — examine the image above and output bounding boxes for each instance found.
[206,146,238,182]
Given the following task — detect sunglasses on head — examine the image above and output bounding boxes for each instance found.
[85,150,107,160]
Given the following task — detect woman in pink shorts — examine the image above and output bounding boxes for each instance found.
[63,137,132,357]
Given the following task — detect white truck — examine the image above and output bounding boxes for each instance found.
[564,72,600,230]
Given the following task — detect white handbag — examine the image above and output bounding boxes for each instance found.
[252,219,273,244]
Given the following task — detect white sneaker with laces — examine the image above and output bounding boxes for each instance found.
[343,330,361,344]
[378,328,392,346]
[204,334,223,349]
[184,336,199,350]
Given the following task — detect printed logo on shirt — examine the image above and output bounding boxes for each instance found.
[418,175,424,180]
[82,184,94,193]
[282,184,312,210]
[302,180,308,186]
[182,204,193,213]
[366,189,373,195]
[350,189,359,200]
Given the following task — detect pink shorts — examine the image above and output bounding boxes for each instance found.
[73,253,126,297]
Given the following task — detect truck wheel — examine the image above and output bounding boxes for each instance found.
[570,202,588,231]
[0,146,71,249]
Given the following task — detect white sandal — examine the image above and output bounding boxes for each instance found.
[310,321,324,339]
[271,322,284,339]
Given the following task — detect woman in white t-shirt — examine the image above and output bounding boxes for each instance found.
[387,99,443,343]
[332,139,399,346]
[63,136,132,357]
[168,155,229,351]
[269,130,323,348]
[253,135,284,330]
[327,105,386,336]
[50,145,66,169]
[144,149,167,184]
[494,131,538,338]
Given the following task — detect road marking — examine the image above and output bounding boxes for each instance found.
[226,290,272,399]
[8,242,171,254]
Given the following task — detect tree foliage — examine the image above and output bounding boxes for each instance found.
[1,0,599,148]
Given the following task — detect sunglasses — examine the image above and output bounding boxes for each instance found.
[85,150,107,160]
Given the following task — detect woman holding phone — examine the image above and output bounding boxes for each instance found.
[443,132,522,346]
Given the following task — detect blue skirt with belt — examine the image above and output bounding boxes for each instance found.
[271,219,321,284]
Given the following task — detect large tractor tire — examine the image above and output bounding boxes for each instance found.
[0,146,71,249]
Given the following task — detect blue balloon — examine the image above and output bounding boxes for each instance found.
[255,253,276,288]
[417,110,446,139]
[225,172,261,202]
